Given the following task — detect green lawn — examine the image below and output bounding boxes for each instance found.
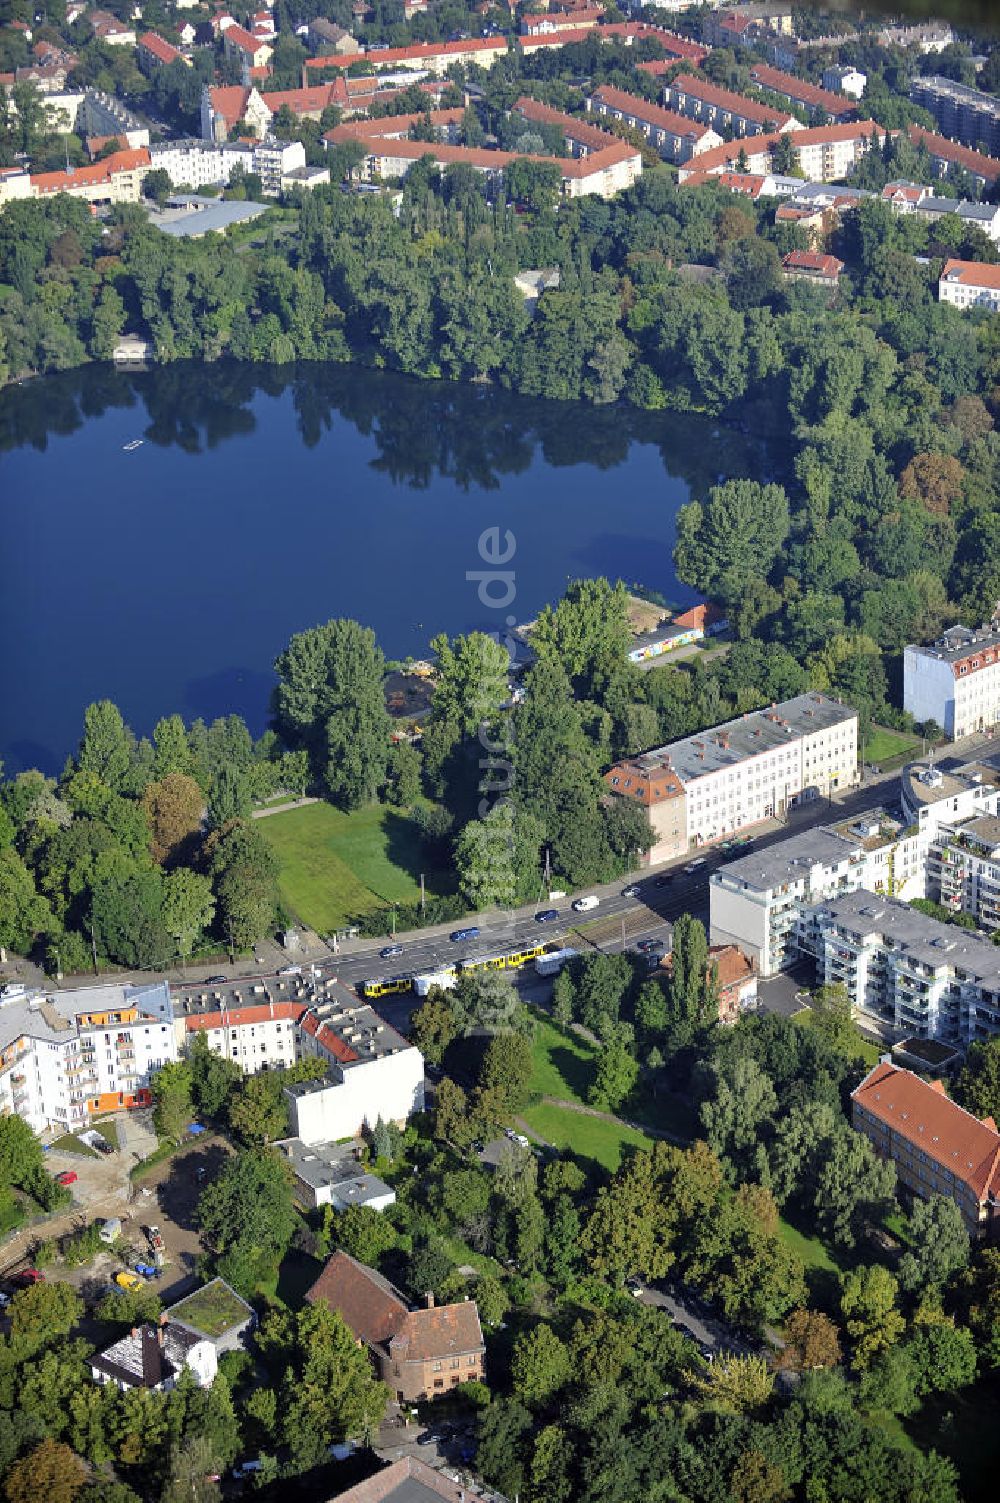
[793,1008,882,1069]
[258,800,454,933]
[49,1133,98,1158]
[862,726,921,766]
[778,1216,841,1276]
[528,1011,597,1105]
[520,1101,653,1173]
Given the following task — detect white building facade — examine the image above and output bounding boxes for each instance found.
[903,615,1000,738]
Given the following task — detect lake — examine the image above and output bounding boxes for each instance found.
[0,362,771,775]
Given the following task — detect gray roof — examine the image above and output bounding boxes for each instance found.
[0,980,171,1054]
[913,74,1000,117]
[277,1137,394,1201]
[808,888,1000,988]
[954,814,1000,851]
[916,196,998,223]
[151,195,268,238]
[629,692,854,786]
[92,1321,201,1390]
[713,826,861,894]
[907,621,1000,664]
[903,760,1000,810]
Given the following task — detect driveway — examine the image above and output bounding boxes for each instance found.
[638,1284,759,1359]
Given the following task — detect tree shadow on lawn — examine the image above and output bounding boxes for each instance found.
[543,1043,596,1102]
[381,808,458,896]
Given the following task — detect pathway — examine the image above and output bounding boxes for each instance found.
[535,1094,687,1145]
[252,796,319,819]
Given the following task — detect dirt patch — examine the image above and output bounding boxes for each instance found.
[136,1135,233,1285]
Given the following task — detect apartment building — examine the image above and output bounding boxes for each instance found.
[910,75,1000,158]
[676,120,886,183]
[748,62,858,121]
[938,259,1000,313]
[906,124,1000,192]
[903,612,1000,735]
[852,1061,1000,1236]
[0,981,176,1135]
[822,65,866,100]
[807,889,1000,1045]
[289,998,424,1143]
[663,73,801,138]
[587,84,723,164]
[512,97,623,159]
[930,816,1000,937]
[604,692,858,865]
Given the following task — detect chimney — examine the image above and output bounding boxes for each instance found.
[425,1291,435,1309]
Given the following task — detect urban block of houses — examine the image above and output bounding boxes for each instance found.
[626,602,728,664]
[223,22,273,78]
[330,108,465,146]
[704,5,793,49]
[906,124,1000,192]
[307,18,361,55]
[677,119,889,184]
[604,692,859,864]
[805,888,1000,1046]
[521,8,603,35]
[747,62,858,121]
[137,31,187,72]
[277,1137,396,1211]
[938,258,1000,312]
[910,75,1000,159]
[587,84,722,165]
[663,72,802,138]
[852,1060,1000,1236]
[710,757,1000,975]
[904,610,1000,734]
[931,814,1000,936]
[308,36,508,77]
[91,1315,217,1392]
[307,1251,485,1402]
[513,96,621,157]
[149,136,305,195]
[87,9,135,46]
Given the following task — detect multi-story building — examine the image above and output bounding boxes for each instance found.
[822,65,866,100]
[587,84,723,164]
[677,120,887,183]
[903,613,1000,735]
[930,815,1000,936]
[604,692,859,865]
[852,1060,1000,1236]
[748,62,858,122]
[806,888,1000,1045]
[663,73,802,138]
[150,139,254,190]
[906,124,1000,192]
[0,981,176,1135]
[289,998,424,1143]
[307,1251,485,1402]
[910,76,1000,158]
[137,32,186,73]
[938,259,1000,313]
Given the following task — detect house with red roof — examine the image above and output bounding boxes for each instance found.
[589,84,722,164]
[307,1251,485,1402]
[939,258,1000,313]
[852,1060,1000,1236]
[223,22,273,77]
[782,249,844,286]
[201,83,273,141]
[137,32,187,72]
[907,124,1000,192]
[663,73,802,138]
[30,147,151,205]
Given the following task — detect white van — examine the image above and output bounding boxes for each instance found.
[572,895,600,913]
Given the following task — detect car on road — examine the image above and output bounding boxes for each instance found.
[621,884,640,898]
[534,908,560,923]
[115,1271,144,1292]
[683,858,707,874]
[204,975,228,984]
[653,872,674,887]
[450,927,480,942]
[572,895,600,912]
[379,944,404,959]
[53,1170,78,1186]
[636,938,664,953]
[12,1269,43,1287]
[277,964,302,977]
[416,1431,437,1447]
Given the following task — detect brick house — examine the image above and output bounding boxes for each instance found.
[852,1060,1000,1237]
[306,1251,485,1402]
[659,943,757,1024]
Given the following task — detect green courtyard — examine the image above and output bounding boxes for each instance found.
[258,800,454,933]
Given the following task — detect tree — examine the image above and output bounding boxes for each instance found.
[694,1353,774,1413]
[454,802,544,910]
[814,1129,896,1248]
[777,1308,842,1372]
[8,1280,83,1350]
[206,766,253,830]
[153,714,193,779]
[160,1434,223,1503]
[76,701,133,792]
[0,1111,44,1190]
[588,1038,639,1112]
[899,451,965,516]
[530,578,632,699]
[196,1148,296,1295]
[227,1069,291,1145]
[511,1323,572,1407]
[151,1060,193,1144]
[4,1439,87,1503]
[807,983,858,1057]
[324,1203,397,1266]
[385,741,421,807]
[700,1056,777,1180]
[208,820,280,952]
[433,1076,476,1148]
[665,913,717,1043]
[475,1274,510,1329]
[187,1030,241,1120]
[480,1031,534,1115]
[277,1302,388,1468]
[955,1036,1000,1122]
[841,1266,905,1370]
[897,1195,970,1294]
[0,847,54,957]
[162,868,215,960]
[90,868,170,970]
[674,480,790,598]
[409,992,460,1065]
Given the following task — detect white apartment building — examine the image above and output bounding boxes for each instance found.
[711,758,1000,974]
[0,982,176,1135]
[290,1000,424,1144]
[149,138,306,196]
[938,260,1000,312]
[930,815,1000,936]
[808,888,1000,1046]
[822,65,866,99]
[588,84,722,164]
[605,693,859,865]
[181,997,303,1071]
[903,613,1000,738]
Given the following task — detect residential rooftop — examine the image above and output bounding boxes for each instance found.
[276,1137,394,1202]
[907,619,1000,662]
[811,888,1000,989]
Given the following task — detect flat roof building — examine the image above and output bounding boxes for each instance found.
[904,611,1000,734]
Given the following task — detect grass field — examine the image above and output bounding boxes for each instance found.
[528,1012,597,1105]
[49,1133,98,1157]
[778,1216,842,1276]
[520,1101,652,1172]
[862,726,921,766]
[793,1007,882,1069]
[258,801,454,932]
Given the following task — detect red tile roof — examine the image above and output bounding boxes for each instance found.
[224,23,264,55]
[514,95,616,152]
[31,148,150,195]
[600,21,709,65]
[673,601,727,632]
[262,82,343,115]
[783,249,844,278]
[207,85,252,130]
[907,124,1000,184]
[749,62,857,117]
[667,72,794,130]
[590,84,716,141]
[941,258,1000,291]
[334,1458,477,1503]
[389,1301,484,1362]
[184,1002,307,1033]
[327,107,464,141]
[307,1251,409,1345]
[853,1061,1000,1202]
[518,26,594,50]
[330,131,639,180]
[139,31,182,66]
[298,1010,360,1063]
[604,758,684,806]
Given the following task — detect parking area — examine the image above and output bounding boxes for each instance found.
[636,1281,760,1362]
[757,970,813,1020]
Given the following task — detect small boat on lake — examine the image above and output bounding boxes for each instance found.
[122,439,144,452]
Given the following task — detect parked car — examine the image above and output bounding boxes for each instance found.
[621,884,640,898]
[416,1431,437,1447]
[115,1271,144,1292]
[450,927,480,942]
[53,1170,78,1186]
[653,872,674,887]
[636,938,664,953]
[12,1269,43,1287]
[379,944,404,959]
[683,858,707,875]
[204,974,228,985]
[534,908,560,923]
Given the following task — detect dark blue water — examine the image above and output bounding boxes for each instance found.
[0,362,769,774]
